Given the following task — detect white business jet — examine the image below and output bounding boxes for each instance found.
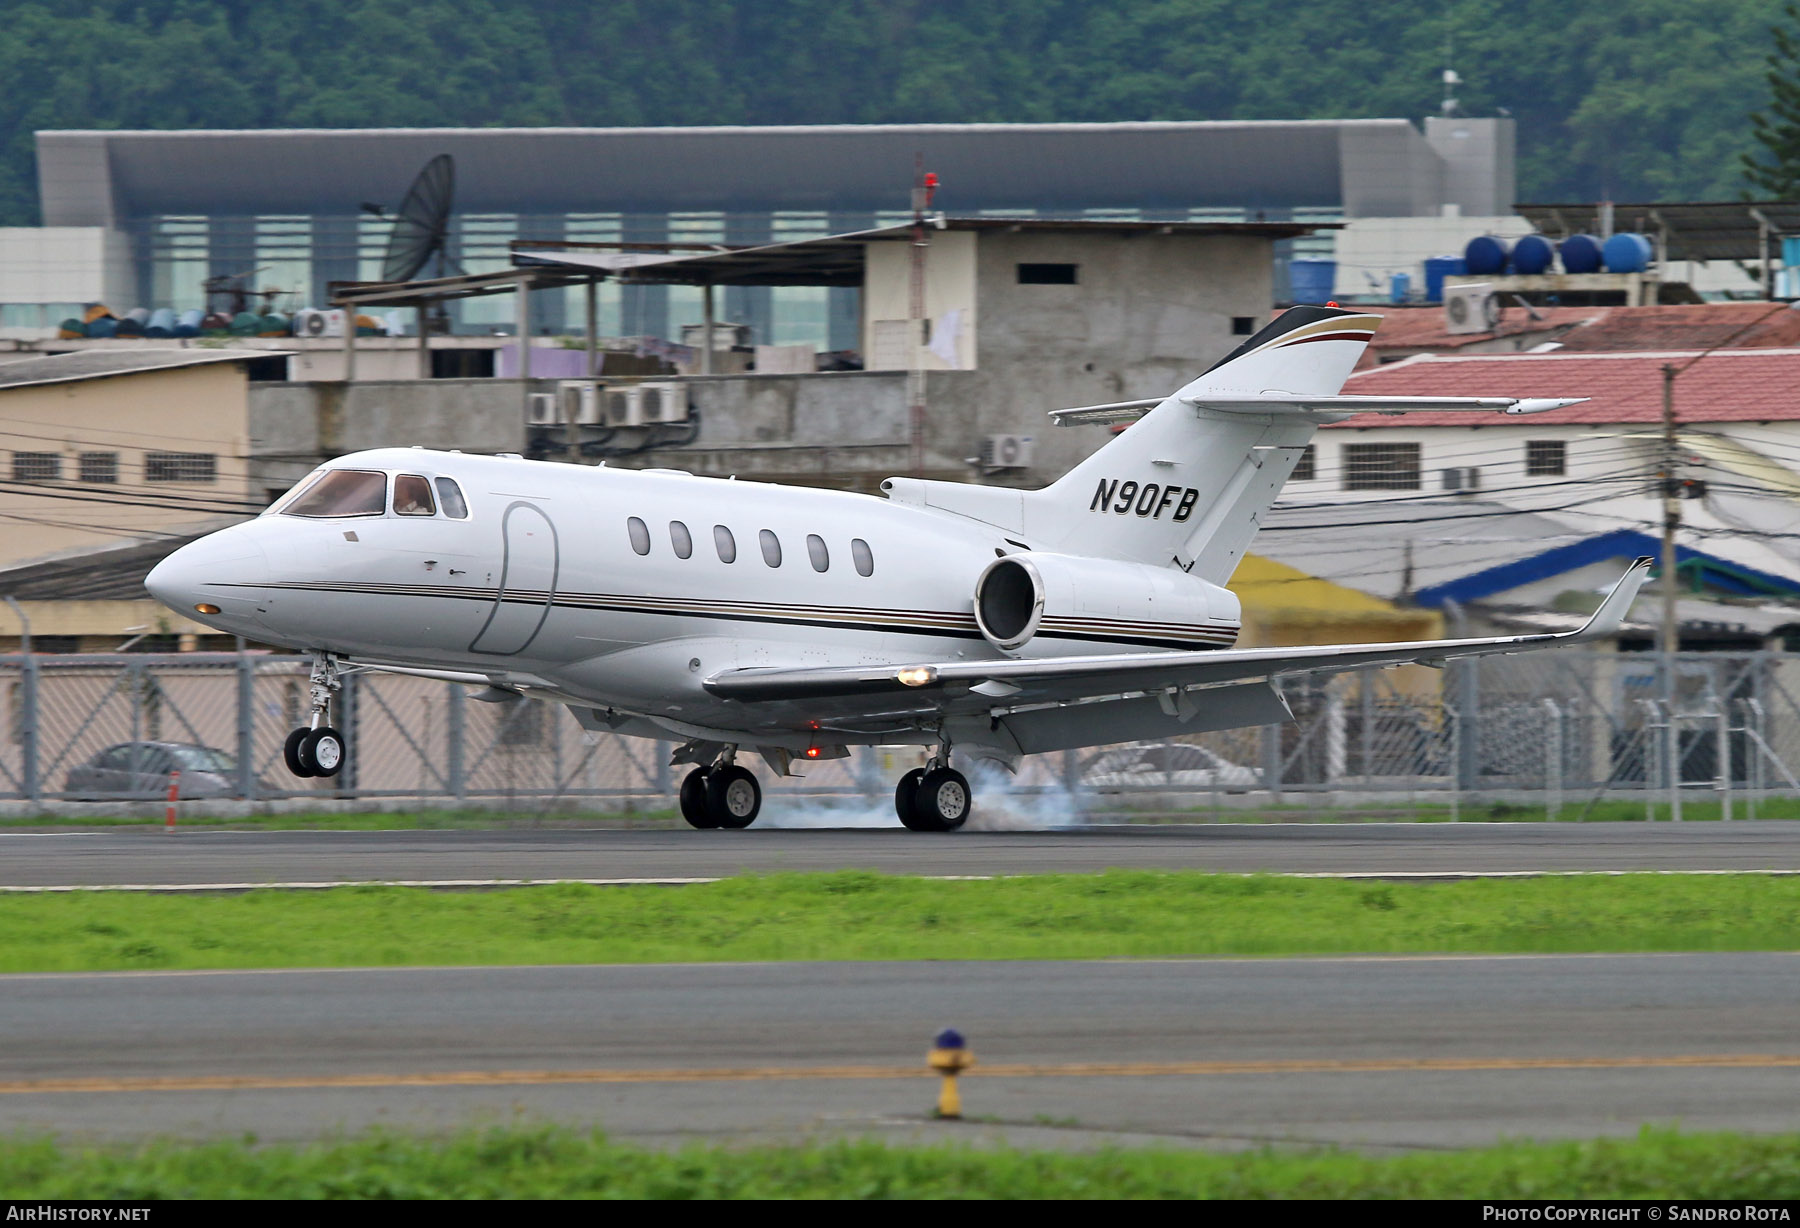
[146,306,1649,831]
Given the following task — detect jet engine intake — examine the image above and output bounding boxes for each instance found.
[972,551,1240,655]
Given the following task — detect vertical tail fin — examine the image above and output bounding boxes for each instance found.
[1021,306,1381,582]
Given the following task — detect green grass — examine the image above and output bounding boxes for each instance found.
[9,871,1800,973]
[0,808,679,830]
[3,1125,1798,1198]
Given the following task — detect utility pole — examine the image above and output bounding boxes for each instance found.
[1660,362,1682,821]
[908,158,938,479]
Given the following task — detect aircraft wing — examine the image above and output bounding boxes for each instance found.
[703,557,1651,708]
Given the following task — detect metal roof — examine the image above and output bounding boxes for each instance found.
[1516,201,1800,261]
[511,218,1329,289]
[0,348,280,393]
[0,533,213,602]
[36,120,1445,225]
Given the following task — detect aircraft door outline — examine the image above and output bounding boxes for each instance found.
[468,501,560,655]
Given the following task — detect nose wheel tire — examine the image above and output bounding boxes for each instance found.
[297,727,345,778]
[910,766,971,832]
[706,765,762,829]
[895,768,927,829]
[283,728,317,778]
[679,767,719,829]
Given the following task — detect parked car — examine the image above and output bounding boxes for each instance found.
[63,741,271,799]
[1079,742,1260,792]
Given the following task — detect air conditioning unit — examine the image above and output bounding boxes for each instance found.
[526,393,559,427]
[603,386,644,427]
[638,381,689,425]
[293,308,347,338]
[1443,283,1498,335]
[1441,465,1482,493]
[980,433,1035,471]
[556,380,601,425]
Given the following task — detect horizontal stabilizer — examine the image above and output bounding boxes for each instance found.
[1185,394,1585,417]
[1047,399,1164,427]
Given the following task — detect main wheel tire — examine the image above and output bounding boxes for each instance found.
[298,727,345,778]
[894,768,927,829]
[706,765,762,829]
[679,767,718,829]
[911,767,971,832]
[283,728,317,778]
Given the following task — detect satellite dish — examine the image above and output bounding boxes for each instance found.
[379,155,456,283]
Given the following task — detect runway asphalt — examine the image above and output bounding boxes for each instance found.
[5,953,1799,1149]
[3,820,1800,888]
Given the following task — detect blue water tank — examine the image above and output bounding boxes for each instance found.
[85,316,117,338]
[1560,234,1604,274]
[174,309,203,338]
[1464,235,1512,276]
[1389,272,1411,303]
[1289,258,1337,304]
[145,308,176,338]
[1602,232,1653,274]
[1512,234,1555,275]
[1423,256,1466,302]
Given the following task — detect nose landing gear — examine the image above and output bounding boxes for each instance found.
[678,747,762,830]
[283,653,347,780]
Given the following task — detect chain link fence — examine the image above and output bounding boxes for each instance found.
[2,649,1798,812]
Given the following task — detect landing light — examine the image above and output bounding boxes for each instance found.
[896,666,938,688]
[194,603,221,615]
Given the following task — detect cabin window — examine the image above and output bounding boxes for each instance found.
[434,477,469,519]
[714,525,736,563]
[78,452,118,483]
[1526,440,1566,477]
[806,534,829,572]
[670,520,693,559]
[759,529,783,568]
[1291,445,1316,481]
[393,474,436,516]
[852,538,874,577]
[283,469,388,518]
[1342,443,1421,491]
[627,516,651,556]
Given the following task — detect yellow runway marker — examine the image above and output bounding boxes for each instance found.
[8,1053,1800,1096]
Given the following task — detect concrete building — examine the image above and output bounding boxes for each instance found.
[7,119,1516,345]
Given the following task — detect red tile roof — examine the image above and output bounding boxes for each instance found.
[1356,304,1596,367]
[1554,302,1800,352]
[1332,348,1800,427]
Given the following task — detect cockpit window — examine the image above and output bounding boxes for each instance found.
[282,469,387,518]
[393,474,435,516]
[434,477,469,519]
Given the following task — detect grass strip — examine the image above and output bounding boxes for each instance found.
[7,871,1800,973]
[0,808,679,830]
[4,1125,1800,1199]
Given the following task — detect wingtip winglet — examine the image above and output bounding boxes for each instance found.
[1572,556,1655,640]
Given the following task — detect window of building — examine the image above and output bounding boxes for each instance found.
[392,474,435,516]
[806,534,829,572]
[627,516,651,556]
[12,452,60,482]
[852,538,875,577]
[145,452,217,483]
[1526,440,1567,477]
[714,525,736,563]
[1291,445,1316,481]
[759,529,783,567]
[1342,442,1421,491]
[1231,316,1257,335]
[670,521,693,559]
[78,452,118,484]
[1017,263,1078,285]
[434,477,468,518]
[283,469,386,517]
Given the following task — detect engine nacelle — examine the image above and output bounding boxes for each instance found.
[972,551,1241,654]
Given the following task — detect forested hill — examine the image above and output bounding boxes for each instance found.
[0,0,1783,225]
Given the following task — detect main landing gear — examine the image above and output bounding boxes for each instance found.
[895,740,970,833]
[679,750,762,830]
[283,653,347,780]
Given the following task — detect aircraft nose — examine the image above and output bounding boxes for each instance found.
[146,532,269,618]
